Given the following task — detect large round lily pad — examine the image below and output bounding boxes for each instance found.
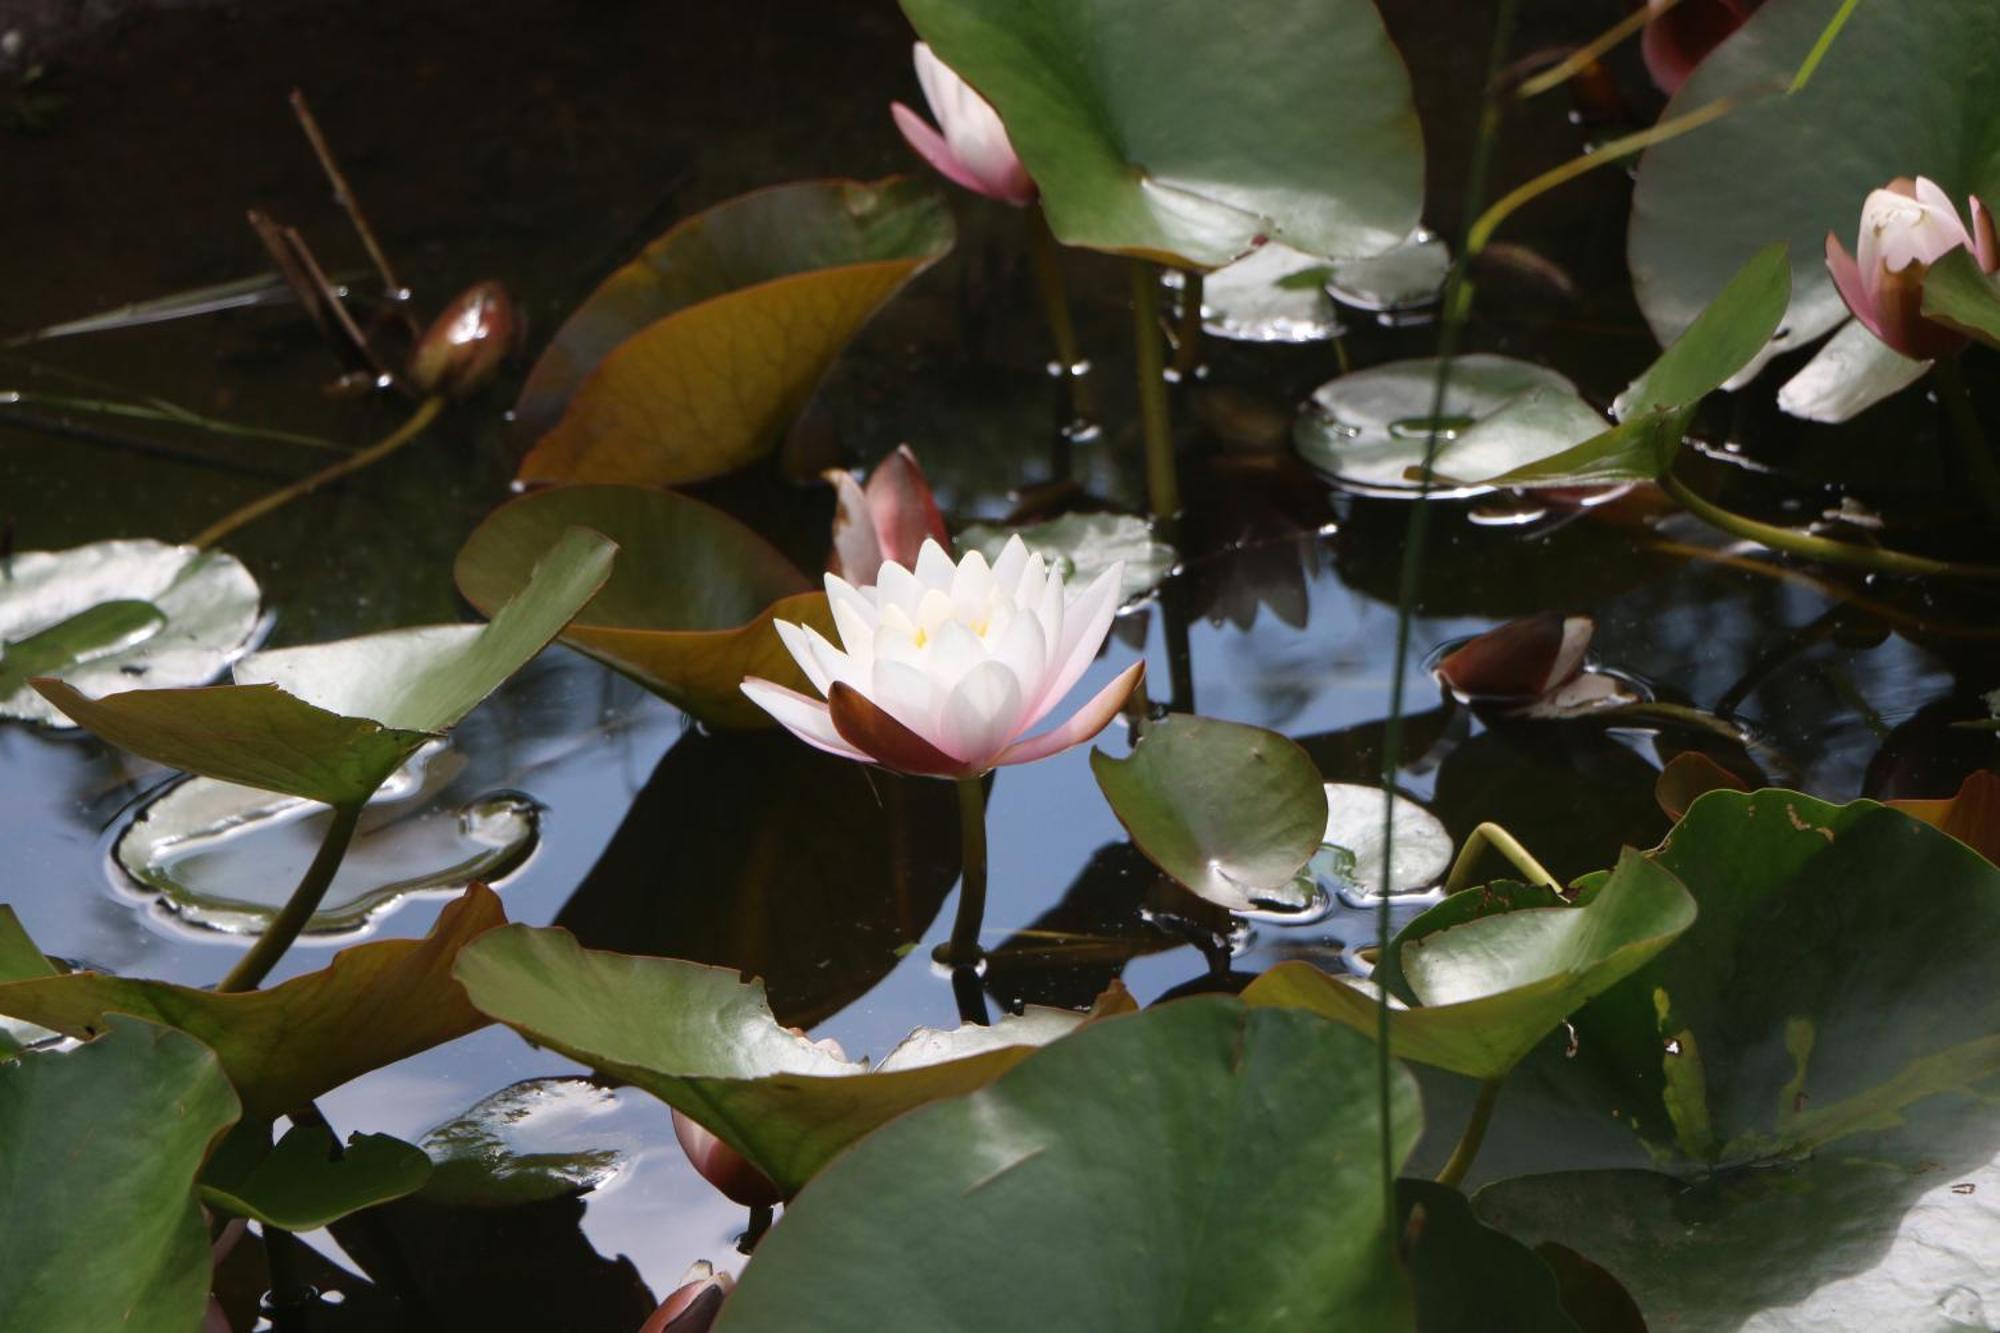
[514,177,955,485]
[455,485,828,729]
[898,0,1422,268]
[714,999,1421,1331]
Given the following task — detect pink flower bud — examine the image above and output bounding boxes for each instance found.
[638,1261,734,1333]
[1639,0,1757,95]
[1826,177,1999,361]
[1437,614,1593,703]
[890,43,1037,206]
[826,445,951,584]
[671,1109,783,1209]
[408,280,521,397]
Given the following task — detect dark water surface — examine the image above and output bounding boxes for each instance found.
[3,1,1996,1326]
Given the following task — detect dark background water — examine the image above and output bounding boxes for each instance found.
[3,1,1996,1326]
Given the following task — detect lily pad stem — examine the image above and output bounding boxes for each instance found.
[189,395,445,550]
[936,777,989,970]
[1931,355,2000,523]
[1130,260,1181,518]
[1435,1078,1503,1190]
[219,802,365,993]
[1442,823,1559,895]
[1027,207,1096,431]
[1660,471,2000,580]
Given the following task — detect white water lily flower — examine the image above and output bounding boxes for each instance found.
[890,43,1037,207]
[742,535,1144,778]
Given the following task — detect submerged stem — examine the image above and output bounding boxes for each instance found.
[1661,471,2000,581]
[936,777,989,970]
[1130,260,1180,518]
[1932,355,2000,523]
[1027,206,1097,429]
[1435,1079,1504,1190]
[1171,271,1205,378]
[218,802,365,993]
[1442,823,1560,895]
[189,395,443,550]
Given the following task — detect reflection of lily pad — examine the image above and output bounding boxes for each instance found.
[1321,781,1453,901]
[899,0,1422,268]
[957,512,1177,605]
[1326,226,1449,317]
[455,925,1130,1195]
[202,1122,432,1231]
[455,485,825,729]
[1091,714,1329,914]
[420,1078,637,1208]
[714,1000,1421,1331]
[0,539,259,727]
[115,757,538,936]
[1247,849,1696,1079]
[515,177,955,486]
[1293,354,1601,495]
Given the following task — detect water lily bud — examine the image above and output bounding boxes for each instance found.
[1437,613,1592,702]
[1639,0,1757,95]
[1826,177,1999,361]
[890,43,1037,206]
[672,1109,783,1209]
[639,1261,734,1333]
[408,280,520,397]
[826,444,951,584]
[742,535,1145,778]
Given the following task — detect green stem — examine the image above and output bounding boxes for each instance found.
[1027,206,1096,428]
[1435,1079,1504,1190]
[936,777,989,968]
[219,802,365,993]
[1130,260,1180,518]
[190,395,444,550]
[1171,271,1205,379]
[1932,355,2000,523]
[1442,823,1560,895]
[1661,471,2000,580]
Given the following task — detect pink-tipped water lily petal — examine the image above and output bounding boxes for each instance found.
[990,606,1050,701]
[892,101,999,202]
[1972,196,1999,273]
[866,445,950,568]
[927,618,990,694]
[948,546,995,615]
[914,537,957,590]
[741,678,872,762]
[871,656,942,737]
[938,659,1026,766]
[995,661,1146,768]
[1026,563,1124,725]
[909,44,1037,206]
[1827,232,1899,351]
[989,534,1030,600]
[829,681,967,777]
[873,557,925,618]
[773,619,833,695]
[824,467,886,583]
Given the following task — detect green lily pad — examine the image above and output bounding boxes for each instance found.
[1628,0,2000,362]
[1178,242,1342,343]
[514,177,955,485]
[35,527,615,807]
[1293,354,1601,495]
[1569,789,2000,1167]
[201,1122,432,1230]
[0,1016,239,1333]
[0,539,259,727]
[1923,247,2000,351]
[1244,848,1697,1079]
[1398,1179,1588,1333]
[1321,782,1454,900]
[1090,714,1330,913]
[454,924,1132,1195]
[956,512,1177,605]
[1327,226,1450,317]
[0,883,504,1120]
[418,1077,637,1207]
[899,0,1422,268]
[455,485,825,730]
[714,999,1420,1331]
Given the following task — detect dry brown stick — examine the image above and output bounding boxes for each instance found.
[245,208,335,342]
[284,224,395,383]
[289,88,408,306]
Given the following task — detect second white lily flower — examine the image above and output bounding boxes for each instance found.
[742,535,1143,778]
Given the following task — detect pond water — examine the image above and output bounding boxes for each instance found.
[3,1,1996,1328]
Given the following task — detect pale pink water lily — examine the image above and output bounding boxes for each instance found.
[890,43,1037,207]
[672,1108,783,1209]
[825,444,951,585]
[742,535,1143,778]
[1826,176,1999,361]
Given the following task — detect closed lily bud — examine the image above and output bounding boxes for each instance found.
[1437,613,1593,703]
[638,1261,734,1333]
[1826,177,1999,362]
[672,1109,783,1209]
[890,43,1037,206]
[1639,0,1757,95]
[826,444,952,584]
[742,535,1145,779]
[408,280,520,397]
